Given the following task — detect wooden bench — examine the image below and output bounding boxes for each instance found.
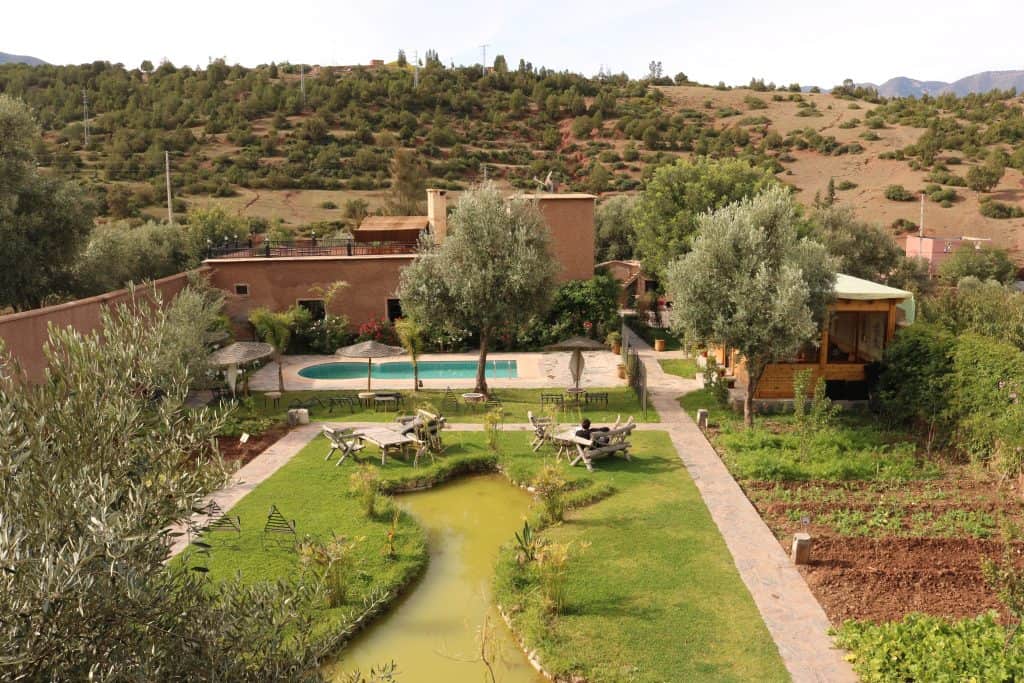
[262,504,296,548]
[571,423,636,471]
[585,391,609,408]
[540,393,564,410]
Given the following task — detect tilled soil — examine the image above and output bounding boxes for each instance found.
[745,478,1024,623]
[215,425,288,467]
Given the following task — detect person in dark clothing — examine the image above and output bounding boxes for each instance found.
[575,418,610,445]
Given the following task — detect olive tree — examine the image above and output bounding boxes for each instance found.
[398,184,557,395]
[0,291,324,681]
[666,187,836,426]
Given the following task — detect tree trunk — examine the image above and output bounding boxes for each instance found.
[412,356,419,392]
[744,363,763,429]
[276,352,285,393]
[475,330,489,395]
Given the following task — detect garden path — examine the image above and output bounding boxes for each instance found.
[624,326,857,683]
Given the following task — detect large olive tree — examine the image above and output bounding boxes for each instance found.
[666,187,836,426]
[0,291,324,681]
[398,184,558,395]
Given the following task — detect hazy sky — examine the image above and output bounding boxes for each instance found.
[6,0,1022,86]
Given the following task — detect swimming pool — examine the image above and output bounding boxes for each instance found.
[298,359,518,380]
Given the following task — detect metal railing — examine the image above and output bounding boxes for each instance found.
[205,238,418,259]
[621,320,649,420]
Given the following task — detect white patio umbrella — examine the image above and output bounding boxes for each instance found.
[544,336,608,390]
[208,341,274,396]
[336,340,405,391]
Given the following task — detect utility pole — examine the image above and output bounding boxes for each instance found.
[165,151,173,225]
[480,44,490,77]
[413,49,419,88]
[82,90,90,148]
[300,64,305,106]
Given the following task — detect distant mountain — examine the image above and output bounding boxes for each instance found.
[857,70,1024,98]
[0,52,47,66]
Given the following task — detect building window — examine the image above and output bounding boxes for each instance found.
[234,283,249,296]
[386,298,403,322]
[298,299,326,321]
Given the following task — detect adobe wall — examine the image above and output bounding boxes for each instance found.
[0,268,207,383]
[205,255,414,337]
[537,197,595,282]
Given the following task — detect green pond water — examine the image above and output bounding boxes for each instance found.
[327,475,543,683]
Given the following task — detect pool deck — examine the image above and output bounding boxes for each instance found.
[248,351,624,391]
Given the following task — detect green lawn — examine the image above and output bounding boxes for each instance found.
[659,358,700,379]
[187,427,786,679]
[229,387,658,426]
[495,431,789,682]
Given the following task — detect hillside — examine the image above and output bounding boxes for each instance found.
[1,59,1023,257]
[0,52,46,66]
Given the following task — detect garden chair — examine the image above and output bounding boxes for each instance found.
[262,504,296,548]
[324,392,359,414]
[323,426,365,466]
[540,392,564,410]
[528,410,554,452]
[570,422,636,472]
[410,412,447,467]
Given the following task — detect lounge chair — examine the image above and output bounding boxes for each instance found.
[409,410,447,467]
[570,421,636,471]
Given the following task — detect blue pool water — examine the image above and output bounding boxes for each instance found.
[298,359,518,380]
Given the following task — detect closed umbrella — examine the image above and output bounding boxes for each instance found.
[208,342,274,396]
[336,340,405,391]
[544,336,607,390]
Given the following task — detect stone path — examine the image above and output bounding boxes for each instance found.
[623,327,856,682]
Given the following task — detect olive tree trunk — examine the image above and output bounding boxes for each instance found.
[744,359,765,429]
[475,330,490,396]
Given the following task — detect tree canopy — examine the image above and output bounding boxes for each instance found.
[938,245,1017,285]
[666,186,836,425]
[398,184,557,393]
[594,195,638,262]
[633,156,777,280]
[0,95,93,310]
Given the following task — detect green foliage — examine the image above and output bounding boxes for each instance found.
[514,520,541,563]
[298,534,362,608]
[0,294,324,680]
[0,94,94,310]
[666,186,835,425]
[386,149,427,215]
[703,357,730,407]
[398,184,557,393]
[186,204,249,258]
[394,317,426,391]
[533,463,568,525]
[980,198,1024,219]
[633,156,777,278]
[884,184,914,201]
[835,612,1024,682]
[594,194,638,261]
[923,278,1024,350]
[791,368,811,423]
[348,465,381,518]
[249,307,294,392]
[938,245,1017,284]
[519,274,620,347]
[73,220,196,296]
[967,160,1005,192]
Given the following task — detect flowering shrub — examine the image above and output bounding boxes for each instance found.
[356,317,399,345]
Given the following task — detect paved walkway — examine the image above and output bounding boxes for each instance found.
[624,327,856,683]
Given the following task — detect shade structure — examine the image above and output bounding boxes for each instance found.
[336,340,405,390]
[544,336,608,391]
[208,342,274,396]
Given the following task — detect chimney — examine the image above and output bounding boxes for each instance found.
[426,188,447,242]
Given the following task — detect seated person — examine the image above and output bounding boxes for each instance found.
[575,418,610,445]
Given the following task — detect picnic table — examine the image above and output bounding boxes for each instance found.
[552,428,579,460]
[355,427,414,464]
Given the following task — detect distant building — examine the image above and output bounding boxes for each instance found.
[904,234,991,275]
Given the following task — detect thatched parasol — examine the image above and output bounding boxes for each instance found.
[208,342,274,395]
[544,336,607,390]
[336,340,405,391]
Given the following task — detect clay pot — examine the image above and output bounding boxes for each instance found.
[654,339,666,352]
[611,343,621,354]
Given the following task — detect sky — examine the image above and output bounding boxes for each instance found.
[5,0,1023,87]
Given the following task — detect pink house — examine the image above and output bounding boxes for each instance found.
[904,235,991,275]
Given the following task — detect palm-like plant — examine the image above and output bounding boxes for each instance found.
[395,317,426,392]
[249,308,292,393]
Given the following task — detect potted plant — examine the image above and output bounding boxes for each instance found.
[653,334,666,352]
[606,331,622,355]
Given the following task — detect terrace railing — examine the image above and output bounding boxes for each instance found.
[205,238,418,259]
[621,320,649,420]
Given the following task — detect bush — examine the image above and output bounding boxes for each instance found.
[835,612,1024,682]
[980,199,1024,219]
[836,180,857,190]
[884,184,914,201]
[938,245,1017,284]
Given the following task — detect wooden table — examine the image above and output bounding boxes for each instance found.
[355,427,414,464]
[565,387,587,405]
[552,428,579,460]
[357,391,376,409]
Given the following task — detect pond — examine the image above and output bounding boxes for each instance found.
[299,360,518,381]
[326,475,542,682]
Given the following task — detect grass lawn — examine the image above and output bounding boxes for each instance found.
[187,425,786,679]
[495,431,789,682]
[659,358,700,379]
[230,387,658,426]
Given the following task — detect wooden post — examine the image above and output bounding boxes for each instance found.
[818,311,830,369]
[791,532,812,564]
[886,300,897,343]
[696,409,709,430]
